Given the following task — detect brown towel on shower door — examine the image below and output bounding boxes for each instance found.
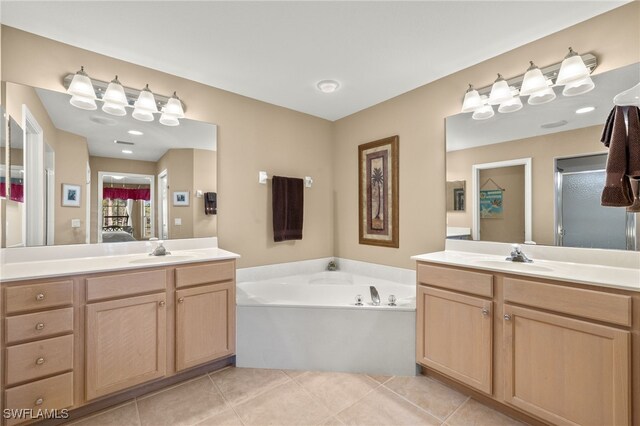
[272,176,304,242]
[626,106,640,178]
[601,106,634,206]
[601,107,616,147]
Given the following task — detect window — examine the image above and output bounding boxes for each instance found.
[102,198,128,228]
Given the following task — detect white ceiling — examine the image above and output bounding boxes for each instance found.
[446,63,640,152]
[0,1,630,121]
[36,87,217,162]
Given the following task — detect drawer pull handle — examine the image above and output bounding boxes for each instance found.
[35,293,45,301]
[159,301,166,307]
[178,297,185,303]
[34,398,44,406]
[504,314,512,321]
[35,323,45,331]
[481,308,490,316]
[35,357,45,365]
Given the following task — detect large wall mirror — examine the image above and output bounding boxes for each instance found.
[1,81,217,248]
[446,62,639,251]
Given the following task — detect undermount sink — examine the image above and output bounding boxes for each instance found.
[129,254,198,264]
[470,259,554,272]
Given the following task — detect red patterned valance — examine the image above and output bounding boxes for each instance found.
[103,187,150,201]
[0,182,24,203]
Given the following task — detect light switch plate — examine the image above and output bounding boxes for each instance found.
[71,219,81,228]
[174,218,182,226]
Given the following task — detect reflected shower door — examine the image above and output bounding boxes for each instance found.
[558,170,629,250]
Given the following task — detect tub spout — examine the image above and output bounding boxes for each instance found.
[370,286,380,306]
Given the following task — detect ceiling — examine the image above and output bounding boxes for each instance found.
[36,87,217,162]
[0,1,630,121]
[446,63,640,152]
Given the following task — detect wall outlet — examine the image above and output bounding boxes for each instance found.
[174,218,182,226]
[71,219,81,228]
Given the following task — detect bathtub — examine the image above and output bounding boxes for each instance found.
[236,270,417,376]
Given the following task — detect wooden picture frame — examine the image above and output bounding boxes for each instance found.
[358,135,399,248]
[62,183,81,207]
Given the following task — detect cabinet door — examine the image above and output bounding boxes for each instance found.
[86,293,166,400]
[503,305,630,426]
[416,285,492,394]
[175,282,235,371]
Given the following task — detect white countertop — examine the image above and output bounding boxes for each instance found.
[412,250,640,292]
[0,247,240,282]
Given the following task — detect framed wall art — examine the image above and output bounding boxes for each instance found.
[62,183,81,207]
[173,191,190,206]
[358,135,399,248]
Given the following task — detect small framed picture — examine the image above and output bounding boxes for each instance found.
[62,183,81,207]
[173,191,190,206]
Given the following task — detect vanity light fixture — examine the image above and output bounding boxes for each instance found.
[459,49,597,120]
[63,68,187,126]
[562,75,595,97]
[67,66,97,110]
[317,80,340,93]
[461,84,483,113]
[576,106,596,114]
[488,74,513,105]
[472,96,494,120]
[556,47,590,86]
[101,76,128,116]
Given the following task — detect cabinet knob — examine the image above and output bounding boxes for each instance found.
[504,314,512,321]
[35,357,45,365]
[34,398,44,406]
[158,301,166,307]
[35,293,45,301]
[481,308,490,316]
[178,297,184,304]
[35,323,45,331]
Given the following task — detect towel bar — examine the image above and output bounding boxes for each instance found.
[258,171,313,188]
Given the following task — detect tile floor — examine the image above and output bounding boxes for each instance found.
[69,367,526,426]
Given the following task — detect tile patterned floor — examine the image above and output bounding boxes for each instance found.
[69,367,526,426]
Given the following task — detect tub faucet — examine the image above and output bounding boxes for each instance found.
[506,244,532,263]
[370,286,380,306]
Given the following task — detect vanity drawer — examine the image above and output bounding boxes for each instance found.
[5,281,73,315]
[175,260,235,288]
[4,372,73,426]
[503,277,632,327]
[5,308,74,344]
[86,269,166,301]
[417,263,493,297]
[5,334,74,386]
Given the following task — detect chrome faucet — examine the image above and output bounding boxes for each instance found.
[370,286,380,306]
[150,241,171,256]
[506,244,532,263]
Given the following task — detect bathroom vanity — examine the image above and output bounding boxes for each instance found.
[0,248,238,425]
[413,245,640,426]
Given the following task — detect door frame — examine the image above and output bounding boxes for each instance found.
[157,169,168,240]
[471,158,532,242]
[23,105,44,246]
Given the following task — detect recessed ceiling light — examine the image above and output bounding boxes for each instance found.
[111,175,125,180]
[317,80,340,93]
[122,149,133,154]
[576,106,596,114]
[128,130,144,136]
[541,120,568,129]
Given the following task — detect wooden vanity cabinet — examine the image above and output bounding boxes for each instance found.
[1,258,236,425]
[174,261,236,372]
[416,261,636,426]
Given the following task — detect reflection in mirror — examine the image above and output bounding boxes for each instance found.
[3,117,25,247]
[446,181,465,212]
[446,62,639,250]
[1,82,217,247]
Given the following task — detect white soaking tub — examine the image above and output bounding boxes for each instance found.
[236,270,417,376]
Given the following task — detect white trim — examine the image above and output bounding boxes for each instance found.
[98,171,155,243]
[157,169,168,240]
[23,105,44,247]
[472,157,532,242]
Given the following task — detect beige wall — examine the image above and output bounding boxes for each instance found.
[192,150,217,238]
[2,25,334,267]
[333,3,639,268]
[157,149,194,239]
[447,125,606,245]
[89,156,157,243]
[478,166,525,243]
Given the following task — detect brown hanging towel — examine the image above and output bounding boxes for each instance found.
[272,176,304,242]
[204,192,217,215]
[601,106,634,206]
[626,106,640,178]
